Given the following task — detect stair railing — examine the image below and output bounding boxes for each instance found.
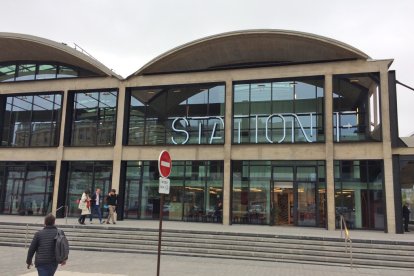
[339,214,353,267]
[25,205,68,249]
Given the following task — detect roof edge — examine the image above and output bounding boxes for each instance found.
[0,32,122,80]
[127,29,371,78]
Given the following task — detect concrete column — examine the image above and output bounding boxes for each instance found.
[380,70,396,233]
[223,80,233,225]
[52,89,69,216]
[354,188,362,228]
[324,74,335,230]
[111,85,126,193]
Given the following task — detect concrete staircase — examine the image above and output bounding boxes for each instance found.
[1,222,414,269]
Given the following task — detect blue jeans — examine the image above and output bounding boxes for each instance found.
[90,204,102,222]
[37,263,58,276]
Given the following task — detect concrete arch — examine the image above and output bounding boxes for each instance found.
[129,29,370,77]
[0,32,121,79]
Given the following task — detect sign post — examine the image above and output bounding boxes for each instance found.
[157,150,171,276]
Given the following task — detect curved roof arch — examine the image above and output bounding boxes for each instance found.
[0,32,121,79]
[129,29,370,77]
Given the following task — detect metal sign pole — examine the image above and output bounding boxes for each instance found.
[156,193,164,276]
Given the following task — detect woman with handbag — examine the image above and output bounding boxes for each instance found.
[78,189,91,225]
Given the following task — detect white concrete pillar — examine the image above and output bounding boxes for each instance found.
[379,70,396,233]
[52,89,69,216]
[223,79,233,225]
[324,74,335,230]
[111,85,126,193]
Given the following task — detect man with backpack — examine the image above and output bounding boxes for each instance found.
[26,213,69,276]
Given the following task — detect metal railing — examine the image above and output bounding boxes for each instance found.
[339,214,353,267]
[25,205,68,249]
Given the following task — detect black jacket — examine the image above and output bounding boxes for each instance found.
[26,225,61,266]
[106,194,118,206]
[403,205,411,218]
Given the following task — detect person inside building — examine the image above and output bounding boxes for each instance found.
[403,202,411,232]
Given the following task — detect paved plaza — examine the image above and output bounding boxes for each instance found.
[0,215,413,275]
[0,246,412,276]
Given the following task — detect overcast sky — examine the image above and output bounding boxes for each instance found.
[2,0,414,136]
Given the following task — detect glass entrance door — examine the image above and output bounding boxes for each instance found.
[297,182,317,226]
[272,165,318,226]
[272,181,294,225]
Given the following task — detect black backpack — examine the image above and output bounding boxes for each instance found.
[55,229,69,263]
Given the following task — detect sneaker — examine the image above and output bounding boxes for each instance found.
[106,221,110,224]
[100,221,103,224]
[113,222,116,224]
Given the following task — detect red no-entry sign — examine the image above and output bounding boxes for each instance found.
[158,150,172,178]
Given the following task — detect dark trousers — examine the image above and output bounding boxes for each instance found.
[90,204,102,222]
[404,216,409,231]
[36,263,58,276]
[78,214,87,224]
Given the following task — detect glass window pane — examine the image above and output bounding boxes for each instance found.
[128,83,225,145]
[57,66,78,78]
[36,64,57,80]
[0,64,16,82]
[16,64,36,81]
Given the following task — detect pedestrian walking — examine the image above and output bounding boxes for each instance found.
[78,189,91,225]
[89,188,103,224]
[105,189,118,224]
[403,202,411,232]
[26,214,68,276]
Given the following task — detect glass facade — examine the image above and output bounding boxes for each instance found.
[333,73,381,142]
[233,77,324,144]
[0,62,97,82]
[127,83,225,145]
[334,160,384,230]
[399,158,414,223]
[0,93,62,147]
[65,161,112,217]
[124,161,223,222]
[232,161,326,227]
[0,162,55,216]
[69,90,118,146]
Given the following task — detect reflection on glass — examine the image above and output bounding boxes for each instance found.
[297,182,316,226]
[0,162,54,216]
[232,161,326,227]
[233,77,324,144]
[128,83,225,145]
[66,161,112,217]
[37,64,57,80]
[334,160,384,230]
[16,64,36,81]
[333,73,381,142]
[0,64,16,82]
[124,161,223,223]
[71,90,117,146]
[1,93,62,147]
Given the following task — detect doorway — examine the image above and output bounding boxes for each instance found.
[271,166,319,226]
[272,182,294,225]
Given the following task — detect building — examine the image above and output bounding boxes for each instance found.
[0,30,413,233]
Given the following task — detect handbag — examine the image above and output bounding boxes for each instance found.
[103,204,109,209]
[78,200,86,210]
